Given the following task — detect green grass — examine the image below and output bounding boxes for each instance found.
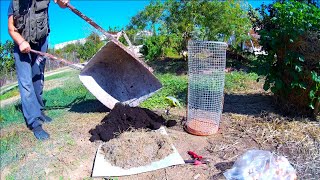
[1,69,259,127]
[0,68,261,178]
[141,73,188,109]
[45,70,77,81]
[0,70,77,101]
[0,70,92,177]
[141,71,259,109]
[224,71,259,93]
[0,131,21,158]
[0,104,24,127]
[0,70,93,128]
[43,81,94,108]
[0,131,28,170]
[189,73,225,91]
[5,175,15,180]
[0,87,19,101]
[165,50,182,59]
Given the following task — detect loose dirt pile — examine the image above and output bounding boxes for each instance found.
[89,103,177,142]
[101,130,174,169]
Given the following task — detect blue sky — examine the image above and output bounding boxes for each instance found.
[0,0,272,48]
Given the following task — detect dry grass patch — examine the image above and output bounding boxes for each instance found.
[229,113,320,179]
[253,119,320,179]
[102,129,174,169]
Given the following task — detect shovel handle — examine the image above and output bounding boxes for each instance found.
[30,49,83,70]
[66,3,116,41]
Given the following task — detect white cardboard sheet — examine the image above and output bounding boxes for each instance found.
[92,127,185,177]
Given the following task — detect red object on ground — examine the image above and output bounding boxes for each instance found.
[187,151,203,160]
[184,160,203,165]
[184,151,210,165]
[193,160,202,165]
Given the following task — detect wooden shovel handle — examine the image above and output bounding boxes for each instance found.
[66,3,116,41]
[30,49,83,70]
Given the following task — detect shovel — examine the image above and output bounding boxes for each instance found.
[30,49,84,70]
[36,3,162,109]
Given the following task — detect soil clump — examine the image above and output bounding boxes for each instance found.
[89,103,176,142]
[101,130,174,169]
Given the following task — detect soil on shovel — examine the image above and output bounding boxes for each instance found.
[89,103,177,142]
[101,130,174,169]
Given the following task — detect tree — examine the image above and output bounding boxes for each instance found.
[193,0,251,47]
[86,32,102,45]
[63,43,79,54]
[78,41,96,62]
[276,0,319,7]
[127,0,164,34]
[0,40,15,72]
[162,0,199,50]
[128,0,252,60]
[76,32,104,62]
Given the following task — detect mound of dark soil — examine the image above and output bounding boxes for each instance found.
[89,103,176,142]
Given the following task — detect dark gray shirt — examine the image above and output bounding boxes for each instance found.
[8,0,33,16]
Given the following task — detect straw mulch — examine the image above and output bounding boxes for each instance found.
[101,130,174,169]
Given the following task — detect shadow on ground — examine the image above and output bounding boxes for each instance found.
[211,161,235,179]
[13,92,306,119]
[223,93,277,116]
[148,58,188,75]
[32,97,110,113]
[148,53,256,75]
[68,99,110,113]
[223,93,317,120]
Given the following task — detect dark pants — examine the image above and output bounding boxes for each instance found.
[14,37,48,129]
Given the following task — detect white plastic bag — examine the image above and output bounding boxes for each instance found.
[223,150,297,180]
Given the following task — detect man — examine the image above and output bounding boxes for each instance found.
[8,0,69,140]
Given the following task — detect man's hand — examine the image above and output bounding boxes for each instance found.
[19,41,31,53]
[8,15,31,53]
[54,0,69,8]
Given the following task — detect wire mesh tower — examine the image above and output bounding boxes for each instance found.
[186,41,228,135]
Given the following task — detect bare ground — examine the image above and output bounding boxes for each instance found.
[1,78,319,179]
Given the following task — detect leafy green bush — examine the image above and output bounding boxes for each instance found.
[141,34,182,61]
[253,1,320,115]
[141,35,164,61]
[0,40,15,73]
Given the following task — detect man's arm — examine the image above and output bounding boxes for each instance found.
[8,15,30,53]
[54,0,70,8]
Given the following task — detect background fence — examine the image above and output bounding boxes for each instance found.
[0,52,79,88]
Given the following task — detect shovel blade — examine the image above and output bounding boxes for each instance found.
[79,40,162,109]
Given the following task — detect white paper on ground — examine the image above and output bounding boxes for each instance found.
[92,127,185,177]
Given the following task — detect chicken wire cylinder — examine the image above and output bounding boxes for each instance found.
[186,41,227,136]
